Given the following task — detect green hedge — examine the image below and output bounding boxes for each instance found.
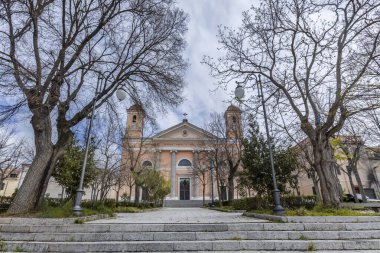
[79,199,161,209]
[216,195,317,211]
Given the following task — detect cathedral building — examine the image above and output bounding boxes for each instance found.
[121,104,242,204]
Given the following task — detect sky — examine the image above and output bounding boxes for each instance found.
[153,0,255,131]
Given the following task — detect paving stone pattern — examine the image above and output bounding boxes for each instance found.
[89,207,261,224]
[1,208,380,252]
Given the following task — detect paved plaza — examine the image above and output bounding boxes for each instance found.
[89,207,266,224]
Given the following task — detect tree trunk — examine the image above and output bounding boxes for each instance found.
[8,112,54,214]
[312,136,340,206]
[228,176,234,201]
[61,186,64,201]
[215,166,222,207]
[134,184,140,204]
[202,183,205,206]
[36,144,68,208]
[129,185,133,202]
[347,170,359,203]
[116,189,120,206]
[352,162,367,203]
[310,171,322,202]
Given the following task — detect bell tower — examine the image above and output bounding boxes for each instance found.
[224,105,242,140]
[126,104,145,139]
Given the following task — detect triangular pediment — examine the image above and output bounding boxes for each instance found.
[152,121,216,140]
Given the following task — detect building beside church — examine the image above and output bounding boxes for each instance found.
[294,138,380,199]
[121,104,242,202]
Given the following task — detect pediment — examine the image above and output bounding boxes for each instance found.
[152,121,215,140]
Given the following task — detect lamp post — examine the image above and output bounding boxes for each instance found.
[73,77,102,215]
[210,159,215,207]
[235,75,285,215]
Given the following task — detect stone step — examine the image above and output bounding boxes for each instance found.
[5,251,380,253]
[2,222,380,233]
[2,239,380,252]
[1,230,380,242]
[163,200,208,207]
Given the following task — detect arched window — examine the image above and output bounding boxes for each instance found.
[132,115,137,127]
[142,160,153,169]
[178,159,192,167]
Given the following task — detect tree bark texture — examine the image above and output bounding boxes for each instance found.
[347,170,359,203]
[8,111,72,214]
[312,136,340,206]
[215,165,222,207]
[228,176,234,201]
[310,172,322,203]
[134,184,140,204]
[8,113,54,213]
[352,164,367,202]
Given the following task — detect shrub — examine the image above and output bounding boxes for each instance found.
[0,196,12,213]
[103,199,116,208]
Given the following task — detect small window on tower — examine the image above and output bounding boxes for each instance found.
[232,116,237,129]
[132,115,137,127]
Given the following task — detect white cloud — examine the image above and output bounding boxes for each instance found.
[155,0,255,131]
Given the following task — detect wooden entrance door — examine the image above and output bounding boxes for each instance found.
[180,178,190,200]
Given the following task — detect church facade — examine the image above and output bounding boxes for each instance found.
[121,104,242,202]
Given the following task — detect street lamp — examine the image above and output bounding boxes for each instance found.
[73,77,127,215]
[235,74,285,215]
[116,88,127,101]
[210,160,215,207]
[73,77,102,215]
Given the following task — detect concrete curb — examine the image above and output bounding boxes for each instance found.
[243,212,380,223]
[0,213,113,225]
[243,212,288,222]
[209,208,245,213]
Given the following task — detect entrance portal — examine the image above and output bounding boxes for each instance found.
[179,178,190,200]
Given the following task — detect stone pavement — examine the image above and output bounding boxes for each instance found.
[89,207,265,224]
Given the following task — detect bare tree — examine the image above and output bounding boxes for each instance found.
[122,167,135,202]
[192,150,210,206]
[366,108,380,144]
[0,0,188,213]
[206,112,243,201]
[204,0,380,205]
[332,118,369,202]
[93,111,122,201]
[0,129,24,192]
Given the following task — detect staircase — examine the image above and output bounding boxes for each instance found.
[164,200,208,207]
[1,219,380,252]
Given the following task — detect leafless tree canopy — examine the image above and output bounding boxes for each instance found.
[0,129,27,189]
[0,0,187,123]
[206,112,243,201]
[204,0,380,205]
[0,0,188,213]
